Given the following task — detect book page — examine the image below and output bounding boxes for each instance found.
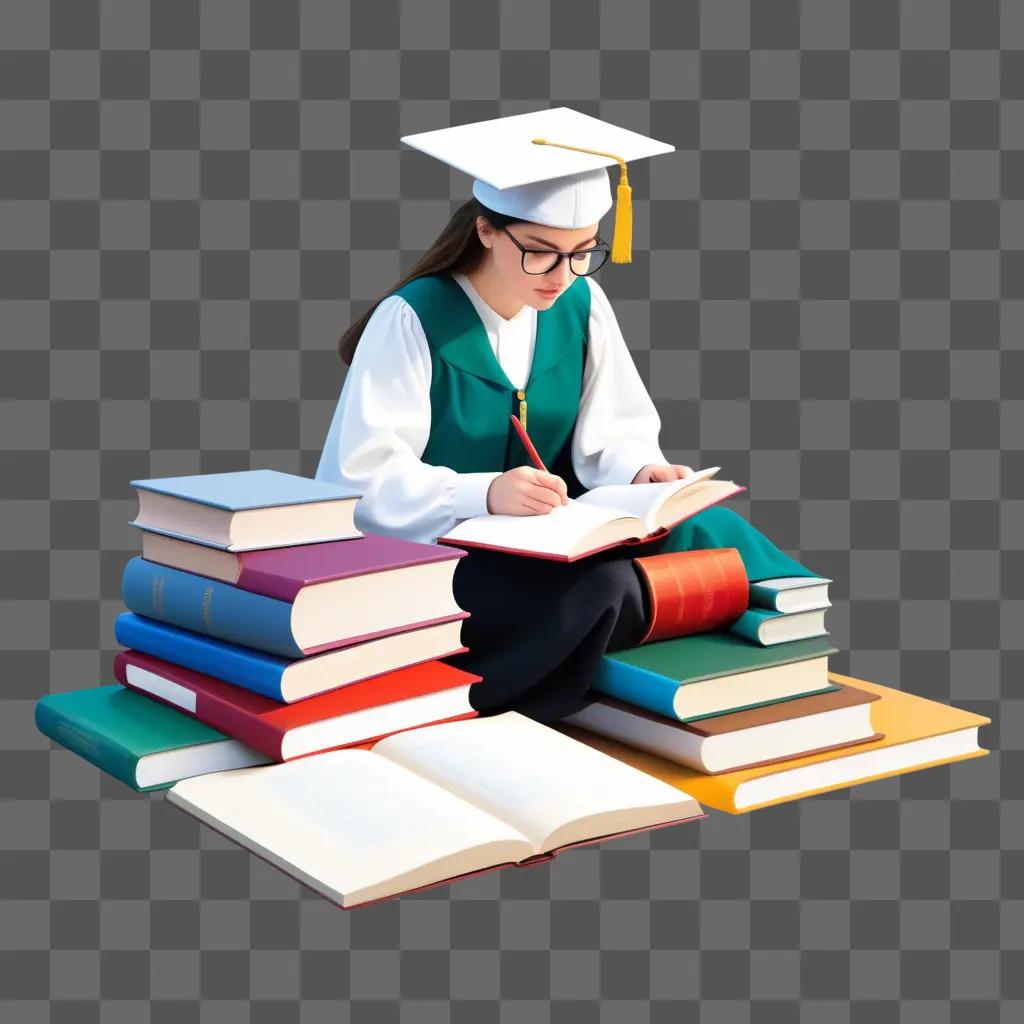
[576,468,721,532]
[167,749,532,906]
[373,712,698,853]
[442,498,635,557]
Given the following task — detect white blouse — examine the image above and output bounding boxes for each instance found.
[315,271,668,545]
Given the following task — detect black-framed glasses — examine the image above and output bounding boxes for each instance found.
[502,227,611,277]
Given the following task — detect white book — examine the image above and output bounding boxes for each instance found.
[439,467,746,562]
[166,712,704,908]
[748,576,833,613]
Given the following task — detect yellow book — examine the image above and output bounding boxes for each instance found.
[555,673,990,814]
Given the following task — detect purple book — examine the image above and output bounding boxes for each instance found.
[133,532,471,657]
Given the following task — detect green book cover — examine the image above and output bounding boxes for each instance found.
[595,632,839,721]
[35,684,250,792]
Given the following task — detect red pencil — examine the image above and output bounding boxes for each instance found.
[509,414,548,472]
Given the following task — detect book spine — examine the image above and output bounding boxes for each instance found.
[34,699,140,791]
[591,657,683,720]
[632,547,748,644]
[121,557,303,659]
[114,612,288,702]
[727,609,768,646]
[747,587,781,610]
[113,655,286,762]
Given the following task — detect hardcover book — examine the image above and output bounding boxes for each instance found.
[35,684,271,791]
[166,712,705,909]
[130,468,362,550]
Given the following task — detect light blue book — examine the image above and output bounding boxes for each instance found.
[129,468,362,550]
[748,575,832,613]
[121,556,304,658]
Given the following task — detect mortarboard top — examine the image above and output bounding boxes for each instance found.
[400,107,675,263]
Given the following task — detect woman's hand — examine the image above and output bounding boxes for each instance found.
[486,466,569,515]
[631,463,693,484]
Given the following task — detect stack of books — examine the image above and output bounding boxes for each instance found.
[36,469,482,790]
[557,555,989,811]
[729,575,832,646]
[34,470,990,909]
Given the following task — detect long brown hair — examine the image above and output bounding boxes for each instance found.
[338,198,524,367]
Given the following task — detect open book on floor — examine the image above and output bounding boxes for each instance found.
[439,467,745,562]
[166,712,705,908]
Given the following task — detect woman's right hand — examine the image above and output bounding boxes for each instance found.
[486,466,569,516]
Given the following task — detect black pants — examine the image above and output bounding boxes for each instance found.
[443,541,659,724]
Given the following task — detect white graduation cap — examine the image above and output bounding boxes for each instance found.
[400,106,675,263]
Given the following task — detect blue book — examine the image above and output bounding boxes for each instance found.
[122,556,305,659]
[115,612,296,701]
[114,611,468,704]
[129,468,363,551]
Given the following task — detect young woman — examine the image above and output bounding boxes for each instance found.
[316,111,819,722]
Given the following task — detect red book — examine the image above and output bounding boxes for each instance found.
[115,649,480,761]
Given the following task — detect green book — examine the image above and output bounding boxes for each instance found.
[593,632,840,723]
[35,685,271,792]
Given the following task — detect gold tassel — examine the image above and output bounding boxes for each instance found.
[611,175,632,264]
[532,137,632,263]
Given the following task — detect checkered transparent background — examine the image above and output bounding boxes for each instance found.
[0,0,1017,1019]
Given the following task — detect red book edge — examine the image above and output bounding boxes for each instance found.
[114,649,481,761]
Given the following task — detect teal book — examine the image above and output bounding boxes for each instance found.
[593,632,840,723]
[729,606,830,647]
[129,468,362,551]
[35,685,271,792]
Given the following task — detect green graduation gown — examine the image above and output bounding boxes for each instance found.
[393,272,818,721]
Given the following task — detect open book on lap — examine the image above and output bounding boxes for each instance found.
[439,467,746,562]
[166,712,704,908]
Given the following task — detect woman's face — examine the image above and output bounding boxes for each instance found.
[478,217,601,310]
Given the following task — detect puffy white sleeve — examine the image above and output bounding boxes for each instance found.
[571,276,669,490]
[314,295,501,545]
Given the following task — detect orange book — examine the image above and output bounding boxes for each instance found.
[556,672,990,813]
[632,547,748,644]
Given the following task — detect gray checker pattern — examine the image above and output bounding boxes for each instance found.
[0,0,1017,1020]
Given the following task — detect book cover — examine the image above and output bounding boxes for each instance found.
[131,468,360,511]
[225,532,468,603]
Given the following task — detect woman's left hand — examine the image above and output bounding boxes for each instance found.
[631,463,693,484]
